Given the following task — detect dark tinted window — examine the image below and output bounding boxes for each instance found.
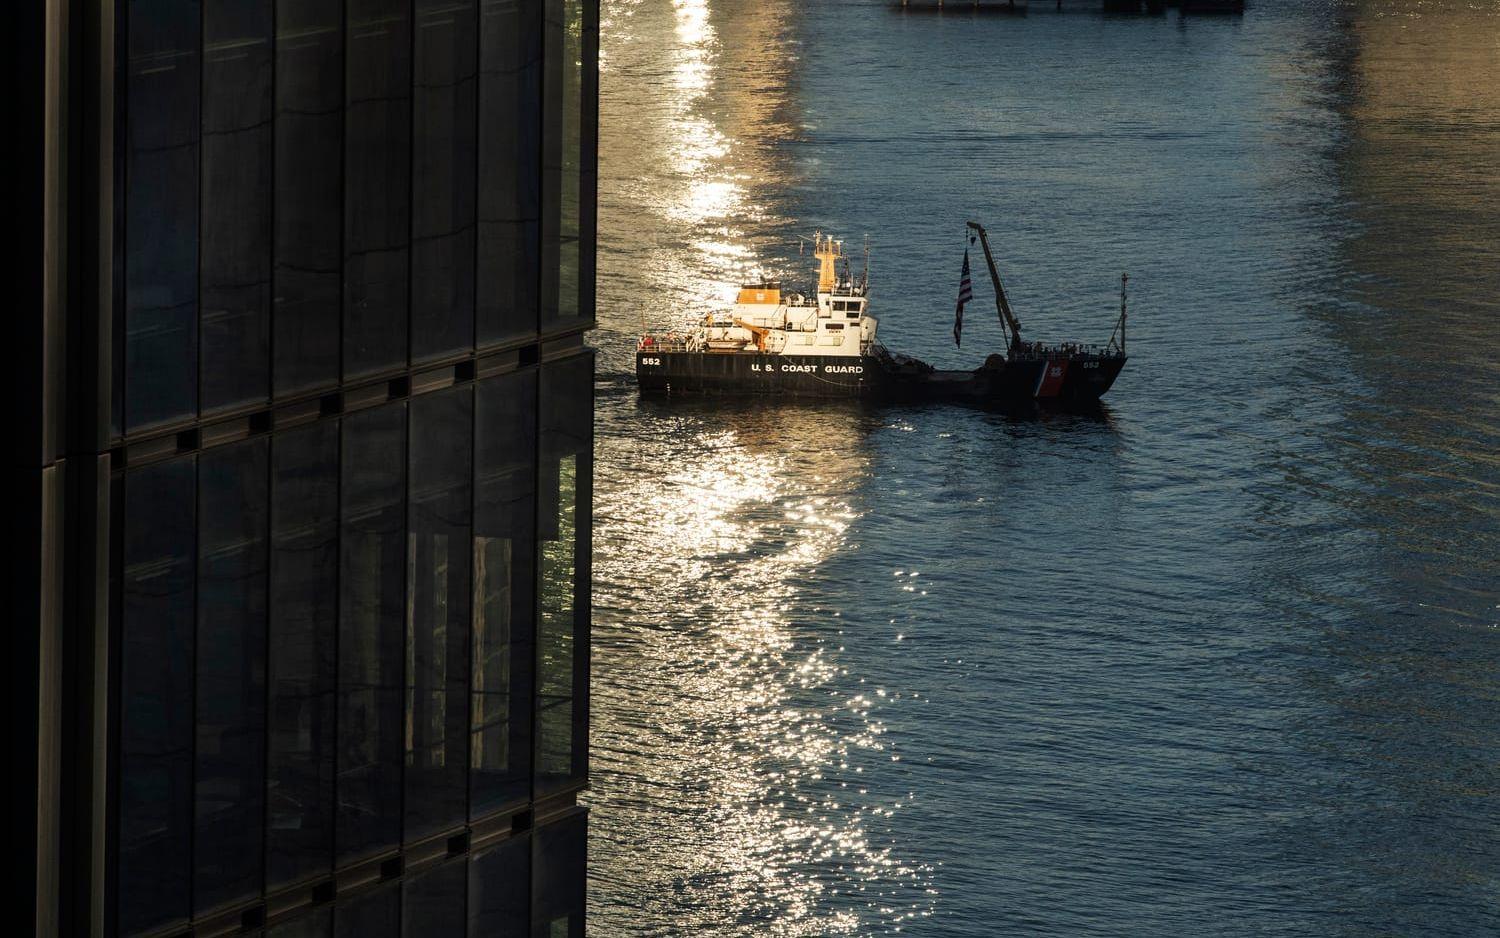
[540,0,587,332]
[403,858,467,935]
[477,0,541,344]
[338,403,407,861]
[411,0,478,362]
[532,813,586,938]
[335,880,400,938]
[268,421,340,887]
[469,835,530,936]
[405,388,473,841]
[269,906,333,938]
[195,438,270,912]
[118,457,196,933]
[201,0,273,412]
[536,354,591,796]
[472,370,536,814]
[125,0,199,430]
[274,0,343,397]
[344,0,412,378]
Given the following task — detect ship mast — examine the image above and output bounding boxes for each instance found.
[814,231,842,294]
[965,221,1023,350]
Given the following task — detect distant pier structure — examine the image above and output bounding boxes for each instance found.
[898,0,1245,12]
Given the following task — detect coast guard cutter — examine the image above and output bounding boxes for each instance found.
[635,222,1128,405]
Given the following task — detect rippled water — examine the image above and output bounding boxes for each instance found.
[586,1,1500,934]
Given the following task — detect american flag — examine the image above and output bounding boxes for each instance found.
[955,248,974,347]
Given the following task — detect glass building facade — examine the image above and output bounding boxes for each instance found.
[18,1,596,935]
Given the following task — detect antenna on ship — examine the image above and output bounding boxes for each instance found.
[1108,272,1128,355]
[862,235,870,291]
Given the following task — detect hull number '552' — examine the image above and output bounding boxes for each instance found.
[640,357,662,366]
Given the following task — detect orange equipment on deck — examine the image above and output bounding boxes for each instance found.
[732,318,773,352]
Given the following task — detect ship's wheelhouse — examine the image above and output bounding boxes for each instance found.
[649,233,881,356]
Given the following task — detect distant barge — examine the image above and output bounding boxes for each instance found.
[635,222,1128,406]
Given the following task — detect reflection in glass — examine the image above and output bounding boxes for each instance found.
[473,371,537,813]
[334,879,400,938]
[268,421,339,887]
[344,0,411,377]
[125,0,200,430]
[405,388,473,841]
[118,457,196,933]
[559,0,583,324]
[478,0,542,344]
[339,404,407,861]
[472,537,513,785]
[542,0,586,330]
[537,353,591,795]
[537,453,577,786]
[201,0,272,412]
[195,438,270,912]
[403,857,467,934]
[274,0,343,396]
[469,835,530,935]
[268,905,332,938]
[411,0,478,362]
[532,813,586,938]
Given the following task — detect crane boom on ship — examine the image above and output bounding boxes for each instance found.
[966,220,1023,351]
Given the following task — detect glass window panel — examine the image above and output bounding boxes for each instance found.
[196,438,270,912]
[274,0,343,397]
[531,813,585,938]
[125,0,199,430]
[477,0,541,345]
[535,452,577,795]
[540,0,585,332]
[411,0,478,362]
[469,835,530,936]
[201,0,273,412]
[268,421,339,888]
[404,857,467,936]
[536,354,591,795]
[339,403,407,861]
[118,456,196,934]
[472,371,536,815]
[344,0,412,378]
[336,881,400,938]
[406,387,474,841]
[269,906,333,938]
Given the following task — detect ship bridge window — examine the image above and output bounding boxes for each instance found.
[845,311,860,319]
[825,323,844,330]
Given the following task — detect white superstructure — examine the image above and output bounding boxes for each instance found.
[643,233,880,357]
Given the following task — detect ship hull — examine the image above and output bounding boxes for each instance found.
[635,351,1125,404]
[636,352,885,397]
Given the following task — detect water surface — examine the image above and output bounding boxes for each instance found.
[589,2,1500,934]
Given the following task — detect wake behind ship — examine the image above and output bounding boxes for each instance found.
[636,224,1128,405]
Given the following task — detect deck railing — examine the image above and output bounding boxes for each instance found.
[637,334,695,353]
[1008,342,1124,361]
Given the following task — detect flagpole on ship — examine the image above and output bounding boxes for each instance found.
[954,237,974,348]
